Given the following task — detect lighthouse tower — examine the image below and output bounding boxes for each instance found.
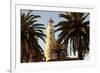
[45,18,57,62]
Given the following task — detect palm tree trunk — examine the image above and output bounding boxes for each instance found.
[24,39,29,62]
[77,34,83,60]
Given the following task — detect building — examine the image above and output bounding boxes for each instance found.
[45,18,57,62]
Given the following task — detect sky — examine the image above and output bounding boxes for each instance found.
[31,10,63,51]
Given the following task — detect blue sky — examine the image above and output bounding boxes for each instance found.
[32,10,62,27]
[21,10,89,51]
[32,11,63,50]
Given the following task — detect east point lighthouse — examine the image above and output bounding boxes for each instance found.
[45,18,57,62]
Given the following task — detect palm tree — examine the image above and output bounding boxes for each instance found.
[21,10,46,62]
[55,12,89,60]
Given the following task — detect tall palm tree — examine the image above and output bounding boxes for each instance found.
[55,12,89,60]
[21,10,46,62]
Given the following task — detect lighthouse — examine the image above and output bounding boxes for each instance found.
[45,18,57,62]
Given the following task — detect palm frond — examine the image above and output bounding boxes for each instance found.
[59,13,72,20]
[82,21,89,25]
[81,13,89,21]
[33,24,45,27]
